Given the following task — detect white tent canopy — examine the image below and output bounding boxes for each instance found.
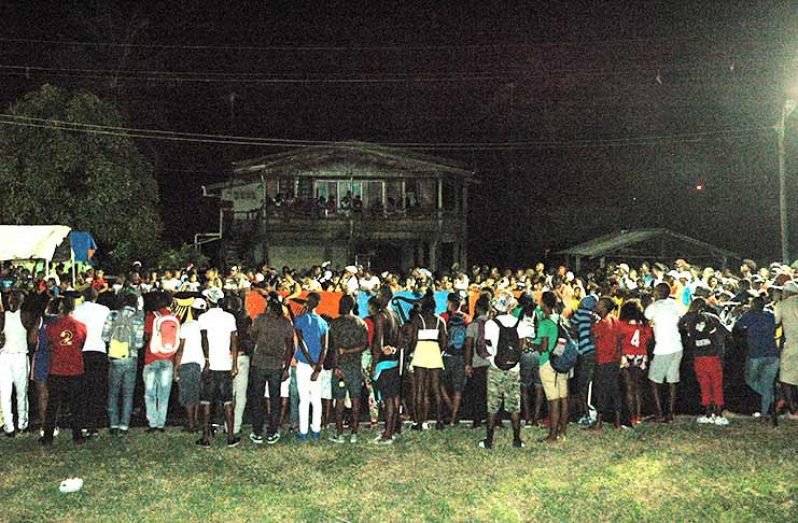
[0,225,71,262]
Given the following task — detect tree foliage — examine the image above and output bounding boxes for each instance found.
[0,84,162,265]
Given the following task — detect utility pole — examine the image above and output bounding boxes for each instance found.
[777,98,796,264]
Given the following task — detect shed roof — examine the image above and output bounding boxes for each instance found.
[556,228,741,260]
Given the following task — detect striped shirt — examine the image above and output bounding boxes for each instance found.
[573,295,598,355]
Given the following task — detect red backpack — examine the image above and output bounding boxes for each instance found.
[150,311,180,355]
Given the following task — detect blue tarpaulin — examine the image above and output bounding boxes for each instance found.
[355,290,450,320]
[70,231,98,263]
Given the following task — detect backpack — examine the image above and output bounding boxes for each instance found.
[549,318,579,374]
[475,318,490,360]
[109,311,136,359]
[493,316,523,371]
[446,312,468,354]
[150,311,180,355]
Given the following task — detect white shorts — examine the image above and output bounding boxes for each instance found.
[320,369,332,400]
[264,376,290,399]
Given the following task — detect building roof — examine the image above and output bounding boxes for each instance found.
[227,142,476,181]
[556,228,741,260]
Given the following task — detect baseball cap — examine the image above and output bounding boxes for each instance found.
[191,298,207,310]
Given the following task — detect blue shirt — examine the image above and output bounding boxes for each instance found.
[574,295,598,355]
[293,312,329,365]
[735,310,779,359]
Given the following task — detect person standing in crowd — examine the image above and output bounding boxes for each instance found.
[249,292,295,445]
[535,291,569,443]
[370,287,402,444]
[293,292,328,442]
[439,292,471,426]
[226,294,253,438]
[329,294,369,443]
[42,296,87,446]
[0,291,36,437]
[464,296,491,429]
[173,298,207,434]
[680,297,730,425]
[645,282,685,423]
[103,293,145,436]
[408,290,447,430]
[479,291,524,449]
[590,297,622,430]
[197,289,239,447]
[735,296,781,420]
[617,299,652,426]
[72,287,110,438]
[515,292,544,428]
[774,280,798,418]
[573,288,599,426]
[33,296,59,436]
[142,293,176,433]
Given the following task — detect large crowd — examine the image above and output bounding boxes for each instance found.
[0,256,795,450]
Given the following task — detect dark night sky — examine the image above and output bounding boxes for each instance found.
[1,1,797,265]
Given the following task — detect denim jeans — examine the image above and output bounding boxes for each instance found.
[249,365,284,436]
[745,356,780,414]
[143,359,173,428]
[108,357,138,430]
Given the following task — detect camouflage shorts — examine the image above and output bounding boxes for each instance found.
[487,368,521,413]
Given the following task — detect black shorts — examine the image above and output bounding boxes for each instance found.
[593,363,621,414]
[200,370,233,406]
[441,353,466,393]
[376,367,400,400]
[332,365,363,400]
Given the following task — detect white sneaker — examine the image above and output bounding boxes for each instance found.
[328,434,345,444]
[696,415,715,424]
[714,416,729,426]
[786,413,798,421]
[752,412,762,419]
[349,433,358,444]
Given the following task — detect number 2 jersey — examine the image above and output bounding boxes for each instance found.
[617,320,653,358]
[45,316,87,376]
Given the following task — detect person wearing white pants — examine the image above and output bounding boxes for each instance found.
[295,361,322,435]
[232,353,250,435]
[0,293,32,435]
[292,293,329,441]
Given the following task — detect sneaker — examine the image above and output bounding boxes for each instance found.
[478,439,493,450]
[328,434,345,444]
[369,436,394,445]
[786,413,798,421]
[227,437,241,448]
[513,439,526,449]
[714,416,729,426]
[195,438,211,447]
[266,433,280,445]
[296,432,308,442]
[349,433,358,444]
[249,433,264,445]
[577,415,592,426]
[696,415,715,424]
[310,431,321,442]
[752,412,762,419]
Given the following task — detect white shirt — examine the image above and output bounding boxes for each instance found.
[160,278,181,293]
[73,301,111,353]
[483,313,521,372]
[2,310,28,354]
[178,320,205,367]
[197,307,237,371]
[644,298,684,355]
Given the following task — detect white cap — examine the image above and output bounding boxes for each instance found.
[191,298,207,310]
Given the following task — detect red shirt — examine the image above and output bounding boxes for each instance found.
[144,308,175,365]
[618,320,653,357]
[46,316,87,376]
[594,315,620,365]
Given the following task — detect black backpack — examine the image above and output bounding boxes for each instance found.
[493,316,522,371]
[446,312,468,354]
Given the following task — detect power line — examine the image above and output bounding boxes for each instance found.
[0,114,772,151]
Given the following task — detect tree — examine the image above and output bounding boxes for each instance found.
[0,84,163,266]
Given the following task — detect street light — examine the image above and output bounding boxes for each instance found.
[777,98,796,264]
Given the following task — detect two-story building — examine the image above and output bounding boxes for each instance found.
[201,142,476,272]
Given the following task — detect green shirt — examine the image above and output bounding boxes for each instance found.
[534,313,559,366]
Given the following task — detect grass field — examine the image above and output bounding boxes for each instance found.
[2,416,798,522]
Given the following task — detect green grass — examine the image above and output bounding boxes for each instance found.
[2,417,798,522]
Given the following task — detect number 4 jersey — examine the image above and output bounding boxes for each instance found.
[618,320,653,357]
[45,316,87,376]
